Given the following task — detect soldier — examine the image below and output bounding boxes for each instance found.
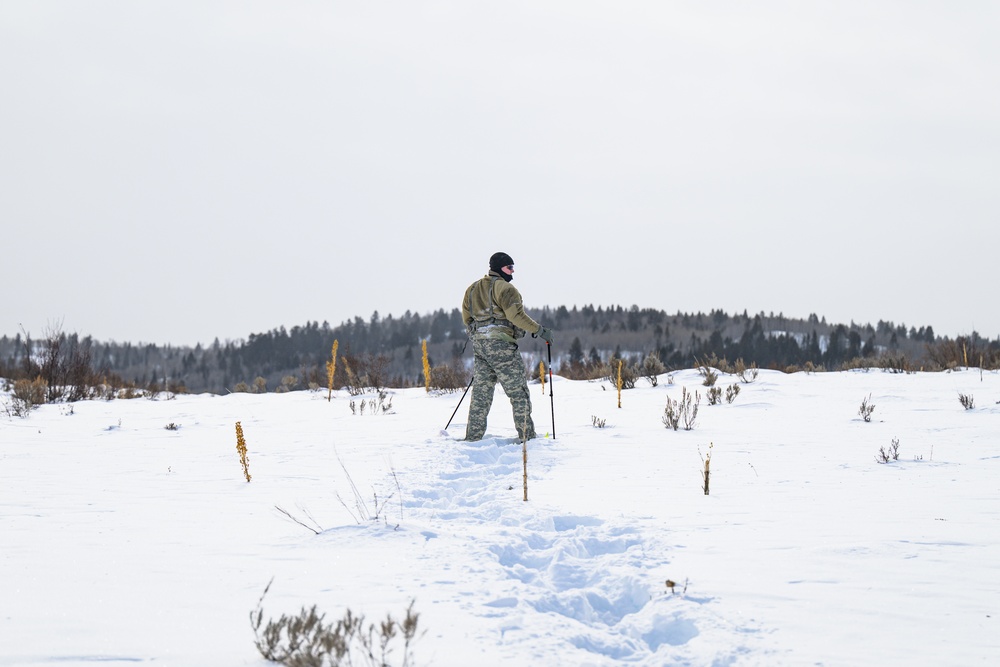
[462,252,554,441]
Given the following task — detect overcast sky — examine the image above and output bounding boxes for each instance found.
[2,1,998,347]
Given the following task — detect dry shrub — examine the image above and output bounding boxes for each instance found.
[117,384,145,399]
[734,358,758,383]
[606,357,638,390]
[859,394,875,422]
[925,337,1000,371]
[699,353,734,374]
[250,580,421,667]
[875,437,900,463]
[698,365,719,387]
[841,357,874,372]
[876,354,911,374]
[235,421,251,482]
[559,360,610,381]
[429,364,469,393]
[9,377,48,416]
[663,387,700,431]
[340,353,393,395]
[641,352,666,386]
[707,387,722,405]
[558,347,622,382]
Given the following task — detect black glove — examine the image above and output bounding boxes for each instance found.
[536,326,554,344]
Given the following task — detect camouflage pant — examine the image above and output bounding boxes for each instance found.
[465,337,535,441]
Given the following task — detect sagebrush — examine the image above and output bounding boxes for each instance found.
[251,579,421,667]
[663,387,700,431]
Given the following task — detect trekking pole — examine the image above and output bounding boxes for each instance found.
[547,342,555,438]
[443,376,474,433]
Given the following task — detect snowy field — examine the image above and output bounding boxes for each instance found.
[2,368,999,666]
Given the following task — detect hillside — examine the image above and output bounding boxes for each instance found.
[2,305,996,396]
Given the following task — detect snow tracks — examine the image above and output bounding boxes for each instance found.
[405,434,765,666]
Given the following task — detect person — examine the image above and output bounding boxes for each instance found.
[462,252,553,441]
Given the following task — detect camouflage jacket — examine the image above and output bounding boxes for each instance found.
[462,272,541,342]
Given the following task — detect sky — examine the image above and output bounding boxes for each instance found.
[2,1,998,347]
[4,369,1000,664]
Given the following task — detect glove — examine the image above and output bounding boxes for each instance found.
[536,326,554,345]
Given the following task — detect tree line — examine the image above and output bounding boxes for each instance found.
[2,305,997,395]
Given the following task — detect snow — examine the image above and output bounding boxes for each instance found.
[2,368,999,666]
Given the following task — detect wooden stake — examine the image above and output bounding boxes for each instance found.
[617,359,623,409]
[702,442,713,496]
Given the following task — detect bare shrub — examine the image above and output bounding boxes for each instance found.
[14,326,111,403]
[926,337,1000,371]
[725,383,741,404]
[428,364,469,393]
[349,391,394,416]
[591,415,606,428]
[363,353,392,393]
[841,357,874,372]
[698,365,719,387]
[662,397,680,431]
[877,354,911,374]
[558,359,610,382]
[959,393,975,410]
[699,353,733,374]
[339,358,360,396]
[37,326,65,403]
[682,388,701,430]
[859,394,875,422]
[706,387,722,406]
[663,387,700,431]
[641,352,666,387]
[734,358,758,383]
[146,379,163,397]
[9,377,48,416]
[117,384,145,399]
[63,342,95,402]
[250,580,421,667]
[275,375,298,393]
[340,353,394,395]
[606,357,638,390]
[876,437,901,463]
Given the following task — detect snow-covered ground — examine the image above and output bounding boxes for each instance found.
[2,368,999,666]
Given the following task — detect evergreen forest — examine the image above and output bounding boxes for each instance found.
[2,305,998,396]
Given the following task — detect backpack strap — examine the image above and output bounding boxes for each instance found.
[467,276,513,333]
[488,276,499,321]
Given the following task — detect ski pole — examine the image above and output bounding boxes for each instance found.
[547,341,555,438]
[443,376,474,431]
